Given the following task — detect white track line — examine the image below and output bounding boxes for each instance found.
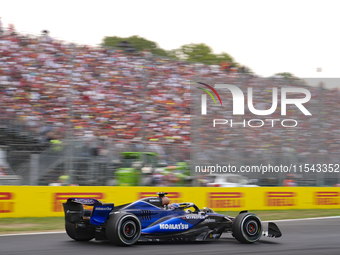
[1,216,340,237]
[263,215,340,223]
[0,231,65,237]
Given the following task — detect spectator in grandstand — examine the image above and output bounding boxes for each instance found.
[0,167,7,176]
[8,23,15,35]
[49,175,70,186]
[50,135,63,153]
[283,174,297,187]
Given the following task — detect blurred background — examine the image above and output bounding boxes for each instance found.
[190,77,340,187]
[0,0,339,188]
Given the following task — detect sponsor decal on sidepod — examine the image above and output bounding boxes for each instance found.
[160,223,189,230]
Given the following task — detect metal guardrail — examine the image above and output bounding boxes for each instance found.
[0,175,22,185]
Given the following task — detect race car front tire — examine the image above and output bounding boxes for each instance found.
[105,213,141,246]
[232,213,262,244]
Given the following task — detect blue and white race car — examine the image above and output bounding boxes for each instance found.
[63,192,281,246]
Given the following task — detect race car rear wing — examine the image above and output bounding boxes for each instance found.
[63,198,114,225]
[66,197,103,206]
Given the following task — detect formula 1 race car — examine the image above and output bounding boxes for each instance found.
[63,192,282,246]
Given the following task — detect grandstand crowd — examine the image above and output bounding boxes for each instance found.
[1,25,340,168]
[0,27,195,144]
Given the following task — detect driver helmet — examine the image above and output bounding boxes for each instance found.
[169,203,180,209]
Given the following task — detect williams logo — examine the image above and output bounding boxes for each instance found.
[95,207,113,211]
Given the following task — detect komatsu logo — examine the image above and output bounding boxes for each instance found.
[160,223,189,230]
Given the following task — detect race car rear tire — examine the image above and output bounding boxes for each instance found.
[106,213,141,246]
[65,222,94,241]
[232,213,262,244]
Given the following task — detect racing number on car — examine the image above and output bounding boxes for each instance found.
[53,193,104,212]
[0,192,14,213]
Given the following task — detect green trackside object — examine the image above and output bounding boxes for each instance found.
[115,152,158,186]
[114,152,191,186]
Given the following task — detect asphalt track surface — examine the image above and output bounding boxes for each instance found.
[1,218,340,255]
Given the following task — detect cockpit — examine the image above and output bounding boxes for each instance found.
[142,192,214,214]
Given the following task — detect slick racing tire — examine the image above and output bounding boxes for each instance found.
[232,213,262,244]
[106,213,141,246]
[65,222,94,241]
